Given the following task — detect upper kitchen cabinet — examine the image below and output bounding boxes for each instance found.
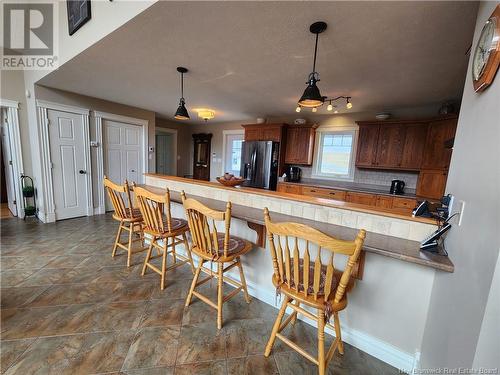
[242,123,287,142]
[356,120,430,171]
[421,117,458,170]
[400,123,428,169]
[284,124,317,165]
[356,124,380,167]
[375,124,406,168]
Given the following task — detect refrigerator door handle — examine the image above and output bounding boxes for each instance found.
[250,148,257,182]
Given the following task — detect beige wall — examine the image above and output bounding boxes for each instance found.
[420,1,500,368]
[0,70,32,178]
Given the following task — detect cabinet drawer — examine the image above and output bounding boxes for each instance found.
[277,183,302,195]
[346,192,377,206]
[392,197,417,211]
[302,187,346,201]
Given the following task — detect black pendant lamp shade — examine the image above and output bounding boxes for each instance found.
[298,22,327,108]
[174,67,190,120]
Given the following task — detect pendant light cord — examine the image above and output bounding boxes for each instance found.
[312,32,319,75]
[180,72,184,100]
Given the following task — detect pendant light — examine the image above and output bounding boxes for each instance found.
[297,22,354,113]
[298,22,327,108]
[174,67,190,120]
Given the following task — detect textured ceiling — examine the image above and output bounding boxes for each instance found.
[38,1,478,124]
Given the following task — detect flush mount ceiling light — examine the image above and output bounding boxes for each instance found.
[297,21,353,113]
[174,67,190,120]
[197,109,215,121]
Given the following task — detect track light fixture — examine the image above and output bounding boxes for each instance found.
[297,22,353,113]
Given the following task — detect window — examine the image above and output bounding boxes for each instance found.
[312,129,357,180]
[223,131,244,176]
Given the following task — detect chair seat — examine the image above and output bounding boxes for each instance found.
[112,208,143,222]
[143,217,189,237]
[192,233,251,260]
[272,259,355,312]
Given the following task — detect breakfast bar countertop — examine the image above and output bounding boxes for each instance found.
[140,182,454,273]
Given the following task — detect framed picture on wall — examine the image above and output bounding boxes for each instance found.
[67,0,91,35]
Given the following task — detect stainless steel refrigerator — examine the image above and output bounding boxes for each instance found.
[240,141,279,190]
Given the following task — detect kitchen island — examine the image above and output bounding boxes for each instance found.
[143,173,453,370]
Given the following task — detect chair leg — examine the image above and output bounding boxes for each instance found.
[217,262,224,329]
[112,221,123,257]
[142,237,155,276]
[236,257,251,303]
[160,238,168,290]
[127,222,134,267]
[333,311,344,355]
[291,301,300,325]
[318,309,326,375]
[264,295,290,357]
[182,232,195,273]
[186,259,204,307]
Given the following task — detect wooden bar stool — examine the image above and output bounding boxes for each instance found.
[182,191,252,329]
[263,208,366,375]
[103,176,146,267]
[133,185,194,290]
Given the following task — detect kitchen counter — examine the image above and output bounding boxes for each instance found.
[140,183,453,273]
[281,179,417,198]
[146,174,432,224]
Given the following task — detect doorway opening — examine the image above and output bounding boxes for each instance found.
[155,128,177,176]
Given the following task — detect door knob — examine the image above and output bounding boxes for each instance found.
[130,169,136,173]
[79,170,86,174]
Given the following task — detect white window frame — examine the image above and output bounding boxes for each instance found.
[221,129,244,176]
[311,126,358,182]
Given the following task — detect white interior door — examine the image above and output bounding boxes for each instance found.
[103,119,143,211]
[48,109,89,220]
[1,109,17,216]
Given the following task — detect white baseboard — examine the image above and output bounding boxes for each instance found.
[163,245,418,372]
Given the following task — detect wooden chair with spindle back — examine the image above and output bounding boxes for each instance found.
[181,191,253,329]
[103,176,146,267]
[263,207,366,375]
[133,185,194,290]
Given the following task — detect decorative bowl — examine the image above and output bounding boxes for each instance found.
[216,177,245,187]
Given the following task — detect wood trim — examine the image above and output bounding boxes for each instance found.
[247,221,266,247]
[36,100,90,115]
[0,99,19,109]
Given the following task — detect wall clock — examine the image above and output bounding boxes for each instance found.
[472,4,500,92]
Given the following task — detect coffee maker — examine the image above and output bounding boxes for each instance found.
[286,166,301,182]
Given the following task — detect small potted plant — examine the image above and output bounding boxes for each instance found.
[22,185,34,198]
[24,205,36,216]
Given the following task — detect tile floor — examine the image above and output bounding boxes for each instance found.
[0,215,397,374]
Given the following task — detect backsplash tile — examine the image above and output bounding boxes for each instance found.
[297,166,419,190]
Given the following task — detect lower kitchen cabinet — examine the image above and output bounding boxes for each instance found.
[346,192,377,206]
[375,195,393,209]
[276,183,302,195]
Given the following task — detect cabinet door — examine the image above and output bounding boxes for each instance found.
[375,195,393,209]
[356,125,379,167]
[244,128,262,141]
[400,124,428,170]
[416,170,448,200]
[421,118,457,170]
[285,126,315,165]
[346,192,377,206]
[392,197,417,213]
[375,125,405,168]
[263,127,281,142]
